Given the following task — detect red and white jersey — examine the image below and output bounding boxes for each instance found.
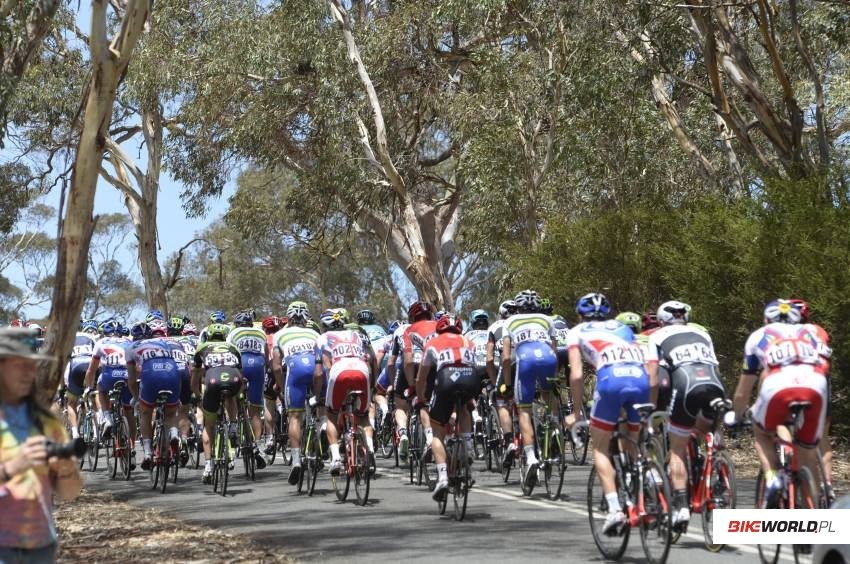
[566,320,656,371]
[422,333,476,371]
[315,330,369,365]
[743,322,827,375]
[403,320,439,363]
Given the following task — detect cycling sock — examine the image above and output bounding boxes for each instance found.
[204,460,212,472]
[142,438,152,456]
[169,426,179,441]
[425,427,434,446]
[437,463,447,482]
[71,427,80,439]
[330,443,341,462]
[364,434,374,453]
[291,448,301,466]
[398,427,408,437]
[606,492,622,513]
[523,444,537,464]
[463,432,473,453]
[673,489,688,510]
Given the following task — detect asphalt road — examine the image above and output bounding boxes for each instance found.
[81,450,808,564]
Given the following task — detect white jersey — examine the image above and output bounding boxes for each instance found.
[566,319,655,371]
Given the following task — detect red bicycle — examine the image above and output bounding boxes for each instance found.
[332,390,371,506]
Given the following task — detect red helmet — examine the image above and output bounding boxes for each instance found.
[641,311,660,331]
[407,300,432,323]
[262,315,282,334]
[9,319,23,327]
[436,314,463,334]
[790,299,810,323]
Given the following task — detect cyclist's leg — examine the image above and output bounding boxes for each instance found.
[65,361,86,437]
[590,366,630,526]
[200,368,227,473]
[820,373,833,483]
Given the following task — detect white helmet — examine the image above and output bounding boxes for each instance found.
[657,300,691,325]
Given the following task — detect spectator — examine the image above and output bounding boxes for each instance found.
[1,327,82,563]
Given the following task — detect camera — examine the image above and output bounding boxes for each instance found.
[45,438,86,459]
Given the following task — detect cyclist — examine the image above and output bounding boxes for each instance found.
[314,309,377,476]
[400,301,438,456]
[726,299,828,507]
[357,309,387,343]
[567,292,654,533]
[415,314,478,501]
[501,290,558,488]
[83,319,135,466]
[126,322,182,471]
[62,319,99,439]
[271,302,320,485]
[261,315,285,452]
[168,317,200,459]
[464,309,490,385]
[227,311,268,470]
[199,310,227,343]
[372,320,405,435]
[192,323,243,483]
[647,300,725,530]
[487,300,517,467]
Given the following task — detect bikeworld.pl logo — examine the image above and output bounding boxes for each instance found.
[714,510,850,544]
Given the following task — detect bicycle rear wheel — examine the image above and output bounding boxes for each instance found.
[106,421,117,478]
[419,422,436,491]
[150,422,163,490]
[703,451,736,552]
[220,434,230,497]
[756,470,780,564]
[568,422,590,465]
[334,438,351,501]
[453,441,470,521]
[213,428,224,493]
[485,408,502,472]
[159,425,170,494]
[241,417,256,481]
[543,427,566,501]
[354,430,370,506]
[587,465,630,560]
[305,427,320,496]
[639,459,672,564]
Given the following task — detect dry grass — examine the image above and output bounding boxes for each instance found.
[55,490,294,563]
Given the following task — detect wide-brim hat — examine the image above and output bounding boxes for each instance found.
[0,327,55,361]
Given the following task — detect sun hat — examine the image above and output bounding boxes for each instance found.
[0,327,54,361]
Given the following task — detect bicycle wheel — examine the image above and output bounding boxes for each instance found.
[242,418,256,481]
[105,419,116,479]
[486,408,503,473]
[297,423,309,493]
[354,429,370,506]
[473,417,486,460]
[212,428,223,493]
[220,431,230,497]
[703,451,736,552]
[543,426,566,501]
[521,420,538,497]
[279,414,293,466]
[756,470,780,564]
[501,439,513,483]
[149,422,162,490]
[191,424,202,469]
[305,427,319,496]
[587,465,630,560]
[418,424,436,491]
[118,418,131,480]
[334,437,351,501]
[569,422,590,465]
[437,442,451,515]
[378,414,396,459]
[408,418,419,485]
[159,425,170,494]
[639,459,672,564]
[453,440,470,521]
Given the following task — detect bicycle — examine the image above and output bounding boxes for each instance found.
[581,402,674,564]
[751,401,823,564]
[435,393,474,520]
[104,381,132,480]
[560,383,590,465]
[300,400,323,496]
[184,399,203,470]
[149,390,178,493]
[500,397,521,485]
[211,389,234,497]
[266,402,292,466]
[78,392,99,471]
[408,405,436,490]
[332,390,370,506]
[234,391,257,482]
[529,384,566,500]
[482,389,504,473]
[375,395,397,464]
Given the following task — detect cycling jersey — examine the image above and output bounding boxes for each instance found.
[422,333,478,424]
[648,324,724,436]
[194,341,242,371]
[742,323,826,375]
[228,327,268,407]
[361,323,387,343]
[387,323,410,398]
[163,337,192,405]
[93,336,132,406]
[504,314,558,407]
[273,326,320,411]
[64,332,98,397]
[402,320,439,364]
[567,320,654,431]
[463,329,489,377]
[126,338,181,407]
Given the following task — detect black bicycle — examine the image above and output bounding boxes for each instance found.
[435,393,474,520]
[149,390,178,493]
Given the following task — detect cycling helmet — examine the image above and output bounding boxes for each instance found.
[615,312,642,332]
[320,309,345,330]
[81,319,99,334]
[514,290,541,313]
[9,319,23,327]
[436,314,463,334]
[145,310,164,322]
[287,302,310,323]
[356,310,376,326]
[182,322,199,336]
[130,322,152,341]
[469,309,490,329]
[790,299,810,323]
[641,311,659,330]
[407,301,432,322]
[206,323,231,341]
[336,308,351,324]
[262,315,282,333]
[539,298,553,316]
[388,320,402,333]
[763,299,801,324]
[498,300,517,319]
[100,319,120,336]
[233,311,254,327]
[575,293,610,319]
[657,300,691,326]
[148,319,168,337]
[166,316,184,336]
[434,310,447,321]
[119,324,130,337]
[25,321,45,337]
[209,310,226,323]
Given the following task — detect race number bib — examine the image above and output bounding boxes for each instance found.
[598,344,644,366]
[667,343,718,366]
[764,339,819,367]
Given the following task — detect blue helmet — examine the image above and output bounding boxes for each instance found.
[130,322,152,341]
[468,309,490,327]
[209,310,226,323]
[81,319,99,334]
[319,309,345,330]
[434,310,447,321]
[145,310,164,322]
[388,320,402,333]
[576,293,611,320]
[100,319,120,336]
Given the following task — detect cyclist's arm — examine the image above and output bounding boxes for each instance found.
[568,347,585,420]
[402,350,415,391]
[731,372,758,420]
[415,348,433,400]
[127,362,139,400]
[271,347,284,390]
[645,362,659,407]
[500,336,512,380]
[312,355,324,400]
[83,356,101,389]
[485,339,497,385]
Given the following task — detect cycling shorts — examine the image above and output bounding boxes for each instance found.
[263,367,278,401]
[590,363,650,432]
[751,366,827,447]
[513,342,557,407]
[284,352,315,412]
[202,365,244,416]
[97,368,132,407]
[667,364,725,437]
[393,363,420,400]
[655,365,672,413]
[139,360,181,408]
[177,367,192,406]
[64,359,91,397]
[326,358,370,415]
[375,365,390,395]
[428,365,479,425]
[241,352,267,407]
